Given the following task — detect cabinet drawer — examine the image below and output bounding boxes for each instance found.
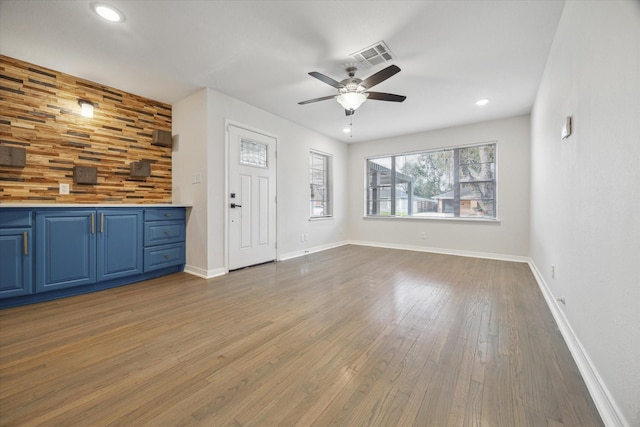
[0,210,33,228]
[144,221,185,246]
[144,242,185,272]
[144,208,185,222]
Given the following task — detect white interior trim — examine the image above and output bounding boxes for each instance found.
[349,240,529,263]
[527,261,629,427]
[278,240,349,261]
[183,265,226,279]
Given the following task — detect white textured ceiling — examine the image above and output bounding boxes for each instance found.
[0,0,565,143]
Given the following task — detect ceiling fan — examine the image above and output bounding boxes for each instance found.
[298,64,406,116]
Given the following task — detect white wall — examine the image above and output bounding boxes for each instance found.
[347,115,531,260]
[173,88,348,276]
[530,1,640,425]
[172,89,210,277]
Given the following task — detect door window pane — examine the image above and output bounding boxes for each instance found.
[240,138,268,168]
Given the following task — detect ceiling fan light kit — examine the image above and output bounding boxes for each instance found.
[299,64,406,115]
[337,92,368,111]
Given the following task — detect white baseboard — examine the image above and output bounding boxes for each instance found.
[186,240,526,275]
[183,265,226,279]
[278,240,349,261]
[527,261,629,427]
[348,240,530,263]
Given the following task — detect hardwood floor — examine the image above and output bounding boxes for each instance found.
[0,245,603,426]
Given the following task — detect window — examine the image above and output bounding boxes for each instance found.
[310,151,332,218]
[240,138,268,168]
[366,142,496,219]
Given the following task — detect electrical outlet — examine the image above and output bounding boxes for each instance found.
[59,183,70,195]
[420,232,427,240]
[551,265,555,279]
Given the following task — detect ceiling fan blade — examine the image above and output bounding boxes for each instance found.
[308,71,343,89]
[361,65,401,89]
[366,92,407,102]
[298,95,337,105]
[345,109,355,116]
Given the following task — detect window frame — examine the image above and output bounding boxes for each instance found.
[365,141,498,221]
[309,150,333,219]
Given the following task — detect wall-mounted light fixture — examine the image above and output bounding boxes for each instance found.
[78,100,94,118]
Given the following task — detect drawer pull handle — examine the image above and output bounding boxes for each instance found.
[164,231,171,235]
[23,231,28,256]
[100,212,104,233]
[91,213,95,234]
[165,213,172,217]
[164,255,171,259]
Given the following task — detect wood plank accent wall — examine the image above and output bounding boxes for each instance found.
[0,55,173,203]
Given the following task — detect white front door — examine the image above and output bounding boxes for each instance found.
[228,125,277,270]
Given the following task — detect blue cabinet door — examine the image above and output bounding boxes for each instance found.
[97,209,143,281]
[36,211,97,292]
[0,229,33,298]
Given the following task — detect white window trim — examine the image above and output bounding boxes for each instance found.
[309,149,333,219]
[362,215,500,223]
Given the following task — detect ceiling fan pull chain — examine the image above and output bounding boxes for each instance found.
[350,114,353,138]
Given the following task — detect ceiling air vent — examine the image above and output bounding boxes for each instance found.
[350,41,395,70]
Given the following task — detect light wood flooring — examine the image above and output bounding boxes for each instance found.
[0,245,603,426]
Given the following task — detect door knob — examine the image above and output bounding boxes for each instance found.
[230,203,242,208]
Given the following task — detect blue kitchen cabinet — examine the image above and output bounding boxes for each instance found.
[0,209,34,298]
[36,209,144,292]
[0,230,33,298]
[143,208,186,272]
[97,209,143,281]
[36,210,97,292]
[1,206,185,307]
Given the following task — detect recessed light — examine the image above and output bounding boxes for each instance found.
[92,3,125,23]
[475,99,489,106]
[342,127,351,133]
